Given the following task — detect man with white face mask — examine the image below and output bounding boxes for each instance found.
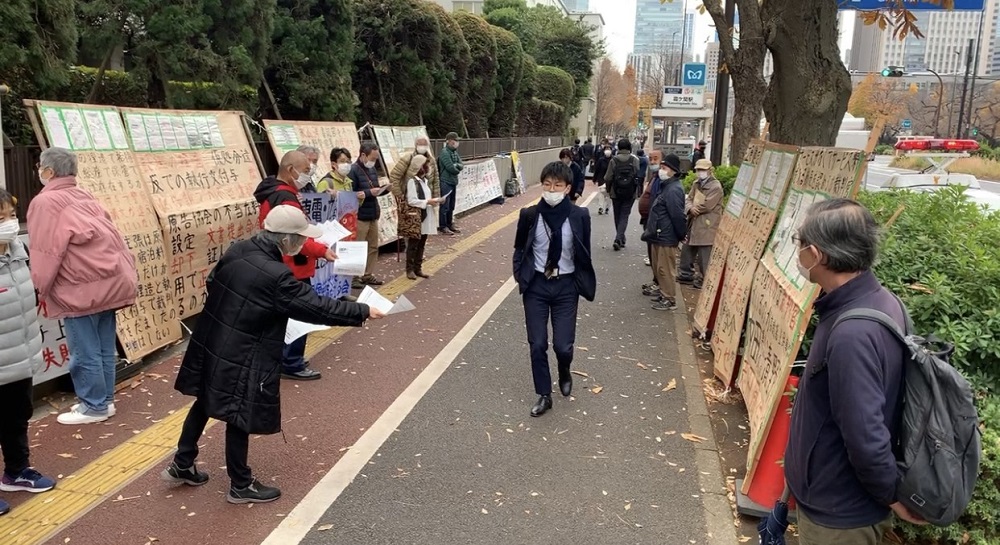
[253,151,339,381]
[295,145,321,192]
[784,198,923,542]
[678,158,723,289]
[164,205,383,505]
[512,162,596,417]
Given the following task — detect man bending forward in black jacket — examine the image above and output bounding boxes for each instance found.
[162,205,385,504]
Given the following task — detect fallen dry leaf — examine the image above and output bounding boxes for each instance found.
[578,347,589,352]
[637,363,648,370]
[56,453,76,459]
[663,379,677,392]
[72,433,83,440]
[681,433,707,443]
[738,536,751,543]
[591,386,603,394]
[624,503,631,511]
[571,370,590,378]
[316,524,334,532]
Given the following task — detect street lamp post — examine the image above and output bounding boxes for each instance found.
[927,68,944,137]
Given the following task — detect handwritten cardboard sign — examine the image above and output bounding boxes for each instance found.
[121,107,263,318]
[738,147,866,491]
[711,144,799,386]
[29,101,181,360]
[455,159,503,214]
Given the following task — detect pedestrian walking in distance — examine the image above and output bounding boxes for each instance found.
[163,205,384,504]
[513,162,596,417]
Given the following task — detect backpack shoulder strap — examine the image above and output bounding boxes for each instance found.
[832,308,906,345]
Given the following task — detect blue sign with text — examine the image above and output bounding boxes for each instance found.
[840,0,984,10]
[682,63,707,87]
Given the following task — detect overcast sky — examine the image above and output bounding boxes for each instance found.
[589,0,855,68]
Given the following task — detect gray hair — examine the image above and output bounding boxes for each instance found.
[39,147,78,177]
[256,230,306,250]
[415,136,429,146]
[296,145,320,158]
[797,198,881,273]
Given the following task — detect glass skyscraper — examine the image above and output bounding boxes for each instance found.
[632,0,686,56]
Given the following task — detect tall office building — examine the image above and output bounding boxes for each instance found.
[562,0,588,11]
[849,2,997,75]
[633,0,686,56]
[684,13,695,54]
[705,42,720,93]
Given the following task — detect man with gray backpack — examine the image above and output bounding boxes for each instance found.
[603,139,642,251]
[784,198,979,544]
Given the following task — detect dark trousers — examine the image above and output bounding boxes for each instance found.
[439,181,457,229]
[0,378,33,476]
[281,277,311,373]
[174,398,252,488]
[523,272,579,395]
[405,235,428,272]
[611,197,635,245]
[679,244,712,281]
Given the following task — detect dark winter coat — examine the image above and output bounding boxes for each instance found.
[437,145,464,186]
[512,204,596,302]
[349,161,383,221]
[642,176,687,247]
[592,154,612,186]
[174,237,369,435]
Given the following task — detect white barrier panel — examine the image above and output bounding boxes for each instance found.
[455,159,503,214]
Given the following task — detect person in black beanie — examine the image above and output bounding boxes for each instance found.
[512,162,597,417]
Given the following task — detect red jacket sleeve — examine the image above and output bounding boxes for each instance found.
[300,238,328,259]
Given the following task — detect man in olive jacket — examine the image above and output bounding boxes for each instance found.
[437,132,464,235]
[163,206,384,505]
[678,158,723,289]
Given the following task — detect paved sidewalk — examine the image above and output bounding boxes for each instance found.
[295,196,738,545]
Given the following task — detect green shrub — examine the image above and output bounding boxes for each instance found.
[2,66,259,145]
[793,188,1000,543]
[874,143,894,155]
[534,65,574,111]
[515,97,564,136]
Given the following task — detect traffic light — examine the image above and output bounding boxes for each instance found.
[881,66,904,77]
[972,127,979,137]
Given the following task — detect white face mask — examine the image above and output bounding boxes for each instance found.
[0,219,18,243]
[658,170,671,181]
[797,246,817,283]
[697,171,709,180]
[542,191,566,206]
[337,163,352,176]
[295,174,311,189]
[416,145,429,154]
[604,150,612,157]
[364,160,376,169]
[648,163,659,171]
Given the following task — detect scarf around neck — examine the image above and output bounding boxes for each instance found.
[537,196,573,273]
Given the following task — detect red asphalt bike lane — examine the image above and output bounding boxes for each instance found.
[19,183,565,545]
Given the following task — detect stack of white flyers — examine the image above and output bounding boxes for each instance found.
[332,241,368,276]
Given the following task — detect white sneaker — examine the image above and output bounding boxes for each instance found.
[70,402,116,417]
[57,407,110,425]
[643,257,651,266]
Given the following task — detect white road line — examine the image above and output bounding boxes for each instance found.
[260,189,599,545]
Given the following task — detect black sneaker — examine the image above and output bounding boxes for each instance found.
[652,298,678,311]
[227,478,281,504]
[448,225,462,234]
[161,462,209,486]
[613,241,621,251]
[282,368,322,381]
[677,276,695,285]
[642,286,659,297]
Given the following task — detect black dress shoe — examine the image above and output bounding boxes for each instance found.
[530,395,552,417]
[558,374,572,397]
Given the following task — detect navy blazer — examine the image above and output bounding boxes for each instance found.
[512,204,596,302]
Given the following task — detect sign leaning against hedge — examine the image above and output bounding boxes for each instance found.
[455,159,504,215]
[737,147,866,492]
[710,143,799,386]
[693,140,765,337]
[25,100,182,361]
[120,107,264,319]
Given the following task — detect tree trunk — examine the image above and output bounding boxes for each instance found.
[761,0,851,147]
[86,45,116,104]
[727,52,768,163]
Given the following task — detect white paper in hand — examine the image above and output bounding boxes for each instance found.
[333,241,368,276]
[315,220,352,246]
[285,320,328,343]
[357,286,416,315]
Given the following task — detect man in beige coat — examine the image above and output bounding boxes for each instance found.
[678,158,723,289]
[389,136,440,199]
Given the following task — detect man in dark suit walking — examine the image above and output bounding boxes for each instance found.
[513,162,597,417]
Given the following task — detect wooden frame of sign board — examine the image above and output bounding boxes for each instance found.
[737,148,868,494]
[21,100,151,387]
[240,114,267,182]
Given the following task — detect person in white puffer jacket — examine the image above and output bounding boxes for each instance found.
[0,190,56,517]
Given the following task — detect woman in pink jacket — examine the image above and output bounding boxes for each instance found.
[27,147,138,426]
